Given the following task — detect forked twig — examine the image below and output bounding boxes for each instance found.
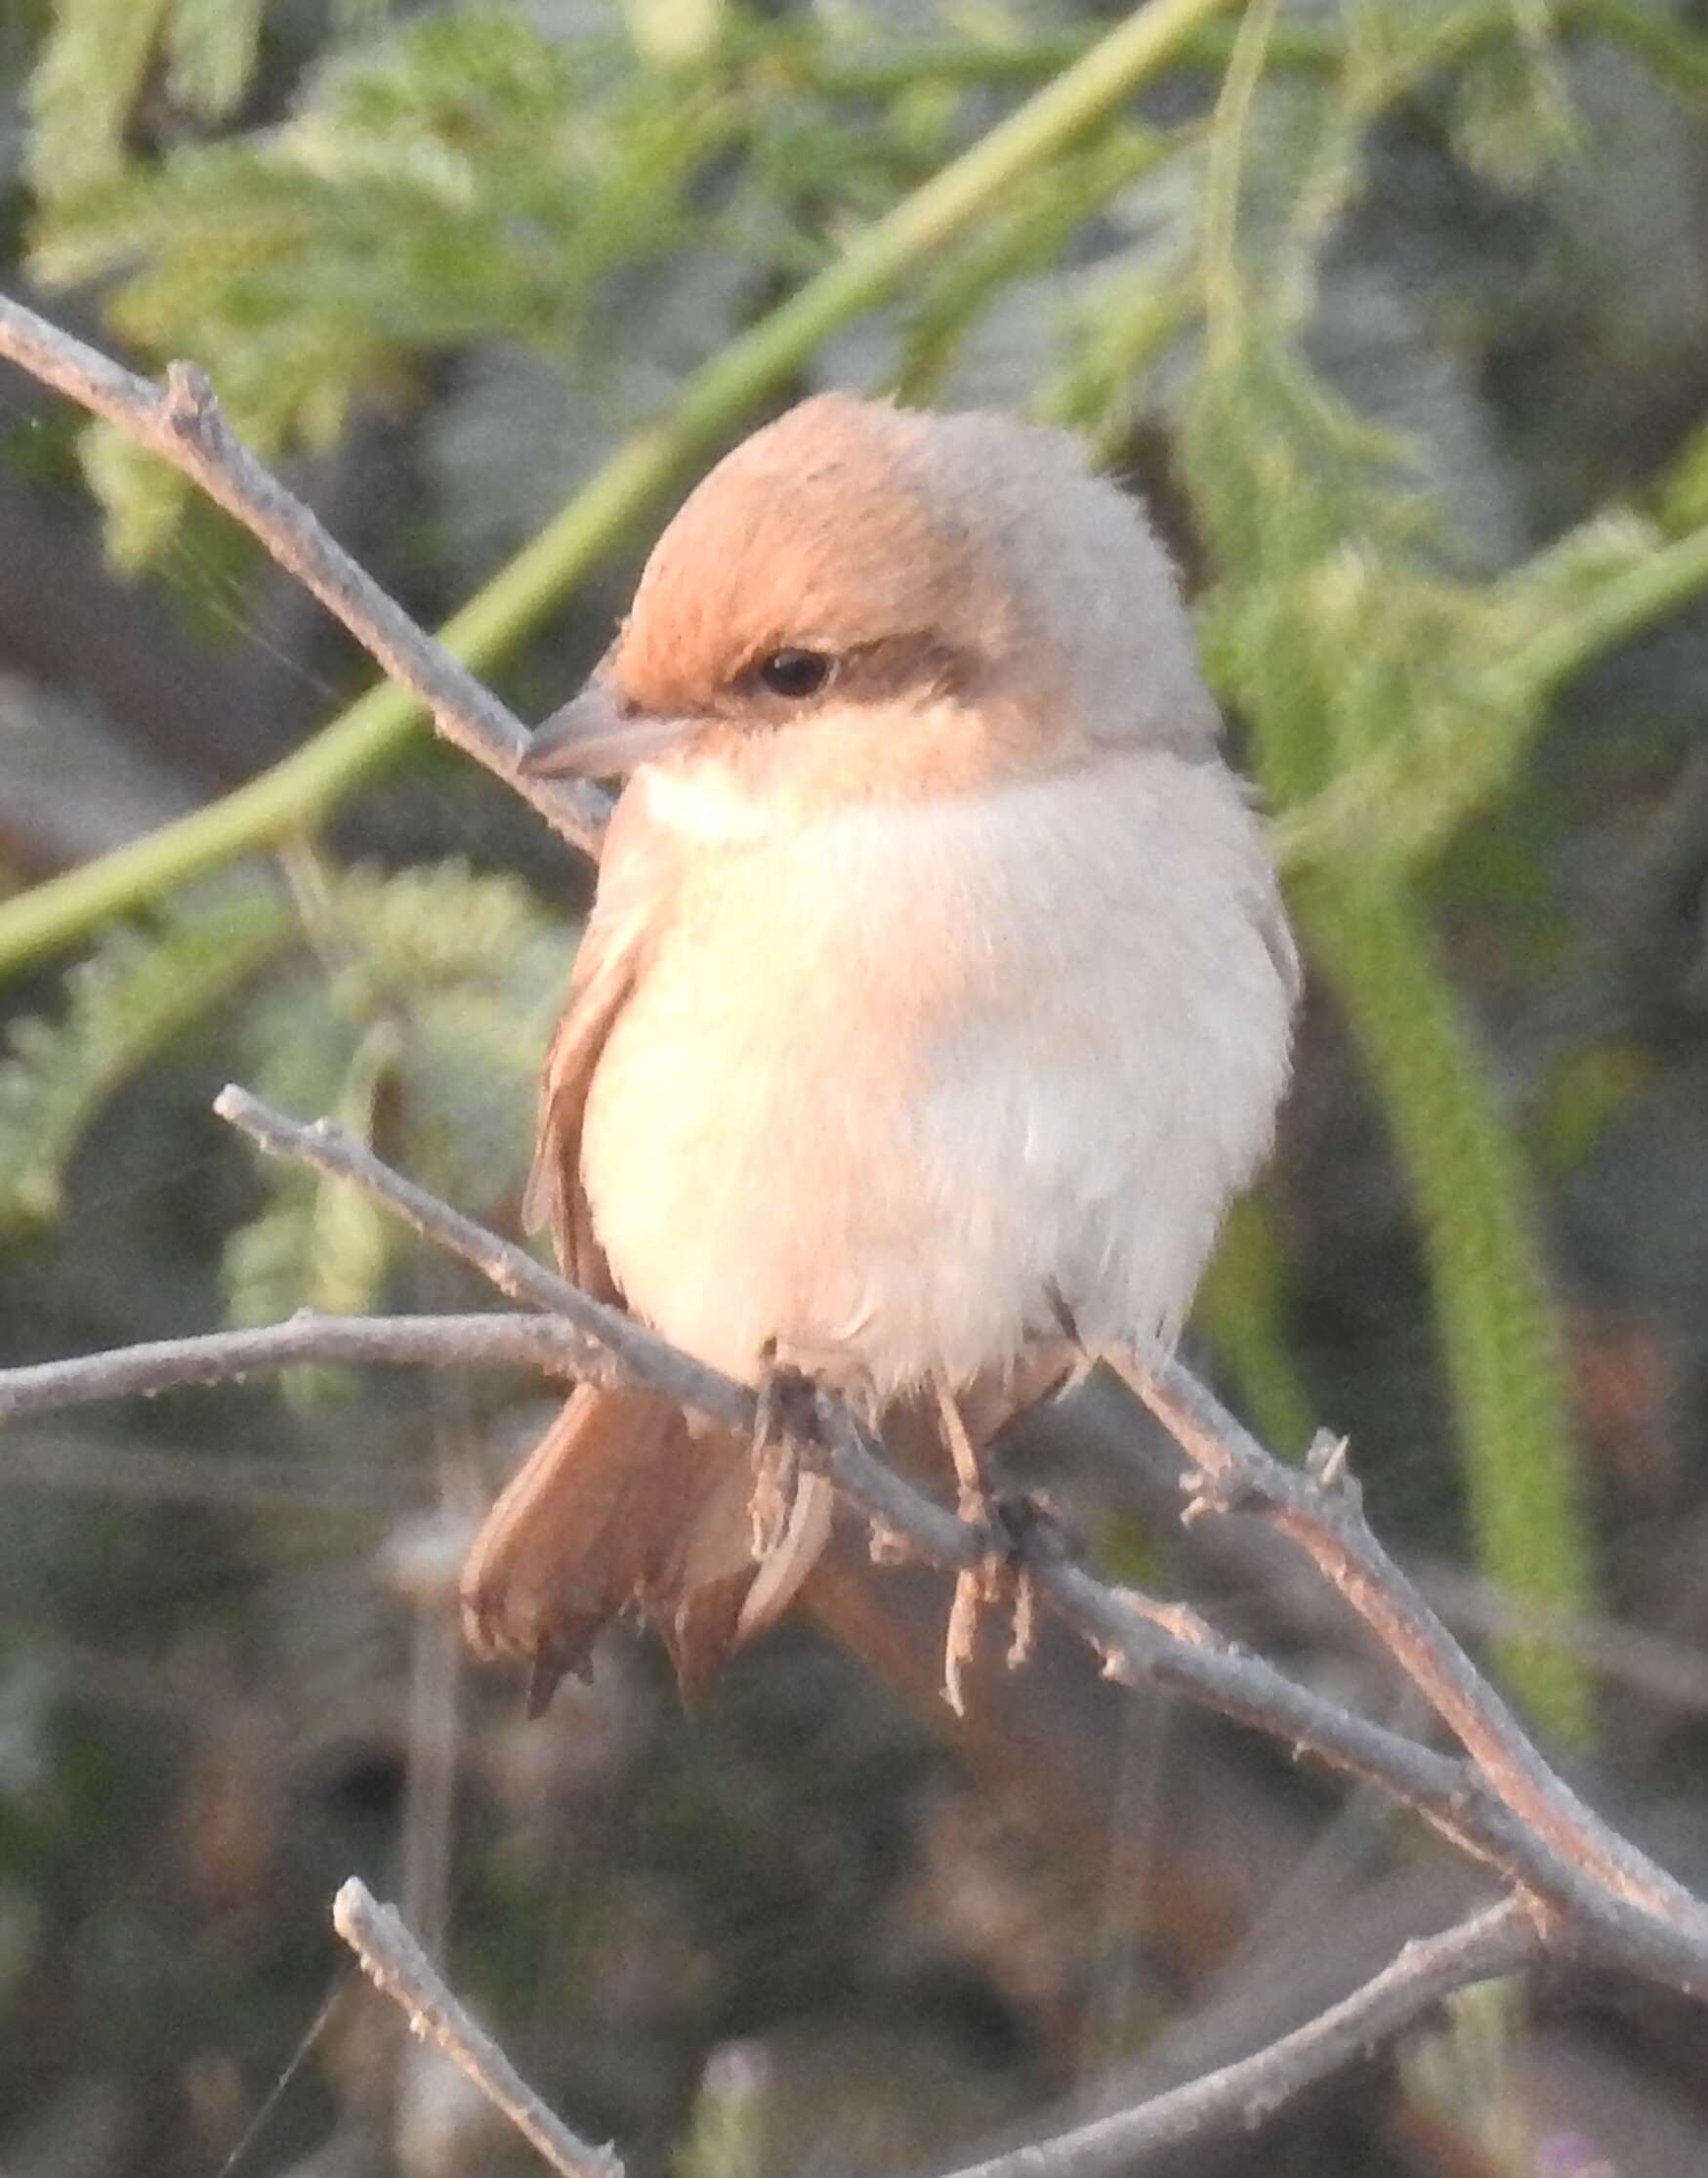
[334,1878,622,2178]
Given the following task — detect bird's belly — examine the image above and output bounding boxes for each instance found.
[579,763,1293,1397]
[584,1007,1086,1395]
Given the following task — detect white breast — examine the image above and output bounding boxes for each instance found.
[578,749,1294,1400]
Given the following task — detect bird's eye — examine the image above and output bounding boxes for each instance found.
[755,648,834,700]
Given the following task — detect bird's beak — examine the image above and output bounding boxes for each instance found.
[521,681,690,779]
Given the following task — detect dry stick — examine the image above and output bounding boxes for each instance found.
[339,1871,1536,2178]
[943,1898,1540,2178]
[199,1086,1708,1997]
[0,292,610,859]
[1117,1356,1708,1942]
[212,1084,753,1434]
[0,1311,606,1420]
[333,1878,621,2178]
[6,1101,1708,2147]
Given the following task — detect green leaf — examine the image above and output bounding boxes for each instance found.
[1298,870,1596,1743]
[30,3,736,564]
[0,883,293,1230]
[162,0,266,120]
[26,0,270,202]
[26,0,172,199]
[224,859,569,1341]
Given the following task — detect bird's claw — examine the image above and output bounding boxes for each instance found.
[943,1487,1053,1712]
[750,1350,821,1557]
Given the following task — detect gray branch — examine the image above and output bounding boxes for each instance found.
[0,1309,601,1418]
[334,1878,622,2178]
[0,289,611,858]
[1115,1359,1708,1948]
[943,1897,1541,2178]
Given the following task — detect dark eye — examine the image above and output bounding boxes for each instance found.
[756,648,834,699]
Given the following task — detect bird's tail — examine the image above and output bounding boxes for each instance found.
[460,1381,831,1711]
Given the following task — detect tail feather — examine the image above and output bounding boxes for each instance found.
[460,1382,825,1709]
[461,1340,1078,1709]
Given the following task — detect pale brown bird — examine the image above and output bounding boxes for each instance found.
[461,394,1298,1710]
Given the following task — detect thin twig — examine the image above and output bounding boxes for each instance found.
[1414,1556,1708,1721]
[3,1088,1707,2079]
[212,1083,755,1433]
[333,1878,622,2178]
[1117,1357,1708,1944]
[0,1310,604,1420]
[940,1897,1542,2178]
[0,1105,1582,1917]
[0,1267,1598,1915]
[0,292,610,861]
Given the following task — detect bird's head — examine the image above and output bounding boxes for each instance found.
[524,394,1218,816]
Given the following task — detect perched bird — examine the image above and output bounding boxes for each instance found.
[461,394,1298,1710]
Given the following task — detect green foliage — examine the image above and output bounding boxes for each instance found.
[30,6,736,562]
[1400,1974,1533,2170]
[0,881,292,1230]
[1301,876,1594,1740]
[21,2,1192,572]
[894,122,1177,407]
[1180,0,1600,1736]
[29,0,183,201]
[223,1020,400,1404]
[220,857,566,1359]
[1197,1198,1316,1462]
[0,850,565,1365]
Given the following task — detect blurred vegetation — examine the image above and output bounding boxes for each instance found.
[3,3,1708,2175]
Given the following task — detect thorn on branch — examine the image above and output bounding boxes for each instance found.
[163,359,219,446]
[1306,1429,1361,1506]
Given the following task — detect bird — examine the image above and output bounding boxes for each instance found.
[460,392,1298,1712]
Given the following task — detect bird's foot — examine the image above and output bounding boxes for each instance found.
[750,1349,822,1557]
[943,1490,1059,1720]
[942,1487,1063,1711]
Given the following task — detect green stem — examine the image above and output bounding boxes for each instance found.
[1503,518,1708,704]
[1299,870,1597,1743]
[809,20,1335,99]
[812,2,1708,107]
[0,0,1243,982]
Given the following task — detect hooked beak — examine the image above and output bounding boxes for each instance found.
[521,681,690,779]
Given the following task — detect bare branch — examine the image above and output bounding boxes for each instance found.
[0,1310,604,1419]
[212,1084,747,1433]
[333,1878,623,2178]
[0,290,610,858]
[0,1263,1614,1942]
[328,1873,1555,2178]
[1116,1357,1708,1946]
[941,1898,1541,2178]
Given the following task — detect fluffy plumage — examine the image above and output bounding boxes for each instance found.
[460,394,1298,1701]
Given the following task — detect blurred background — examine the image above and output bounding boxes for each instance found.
[3,2,1708,2173]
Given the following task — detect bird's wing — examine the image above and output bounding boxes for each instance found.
[469,788,816,1706]
[521,790,676,1299]
[521,924,633,1300]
